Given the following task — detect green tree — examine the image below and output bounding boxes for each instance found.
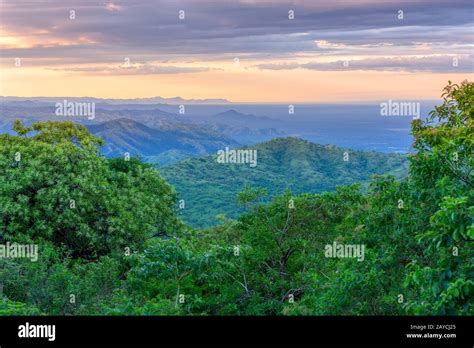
[0,120,181,259]
[404,81,473,314]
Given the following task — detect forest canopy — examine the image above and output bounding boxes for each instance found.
[0,81,472,315]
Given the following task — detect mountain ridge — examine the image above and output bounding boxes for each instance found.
[87,118,240,164]
[160,137,409,227]
[0,96,231,105]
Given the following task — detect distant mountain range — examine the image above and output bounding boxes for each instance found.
[0,96,231,105]
[160,137,409,227]
[87,118,240,165]
[0,102,289,163]
[209,123,286,144]
[1,99,420,160]
[213,109,280,123]
[202,109,286,143]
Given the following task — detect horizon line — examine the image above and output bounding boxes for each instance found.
[0,95,441,105]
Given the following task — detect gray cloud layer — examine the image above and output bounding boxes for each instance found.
[257,55,474,73]
[1,0,473,73]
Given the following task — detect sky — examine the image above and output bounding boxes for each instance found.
[0,0,473,102]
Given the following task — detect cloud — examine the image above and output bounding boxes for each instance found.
[105,3,123,12]
[48,64,211,75]
[257,55,474,73]
[0,0,472,71]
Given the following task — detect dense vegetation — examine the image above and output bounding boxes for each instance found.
[161,138,408,227]
[0,81,472,315]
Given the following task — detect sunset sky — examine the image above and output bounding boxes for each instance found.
[1,0,473,102]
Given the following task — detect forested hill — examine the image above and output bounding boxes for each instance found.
[160,137,409,227]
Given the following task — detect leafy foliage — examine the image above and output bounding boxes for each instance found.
[0,82,472,316]
[0,121,181,259]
